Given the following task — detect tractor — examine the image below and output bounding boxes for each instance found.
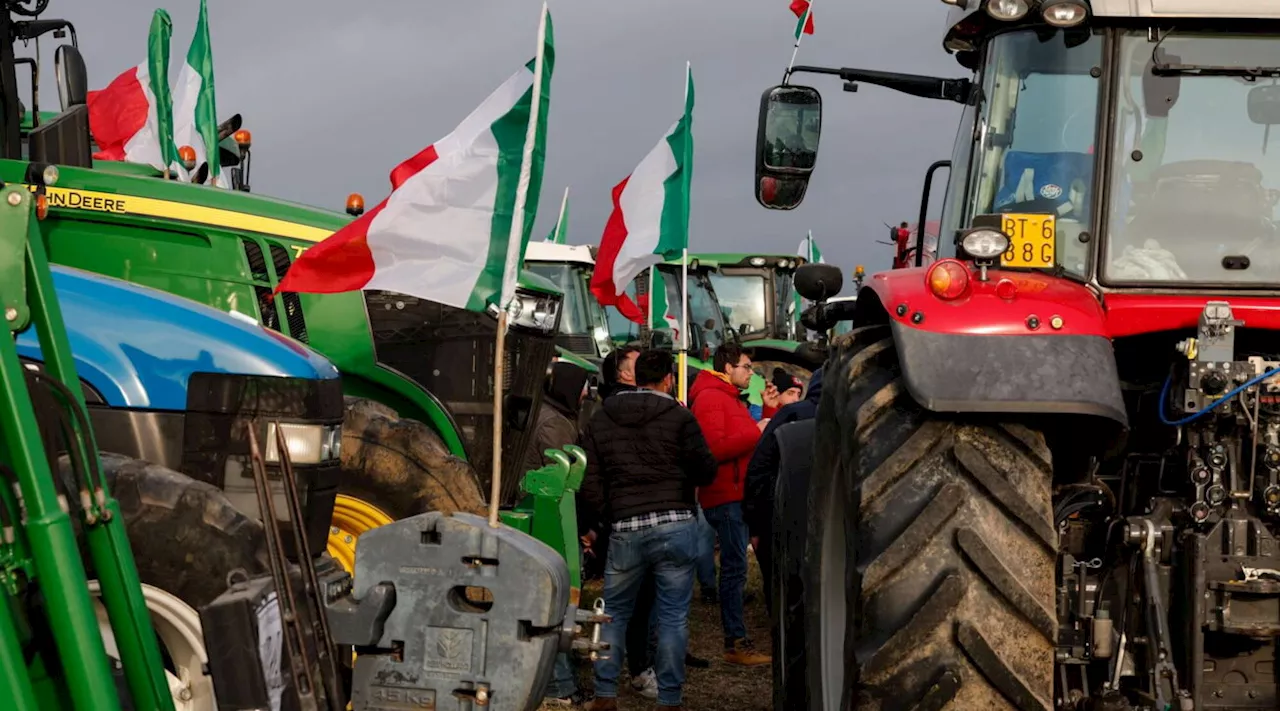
[522,241,611,373]
[696,252,827,384]
[602,255,768,406]
[0,5,569,564]
[755,1,1280,709]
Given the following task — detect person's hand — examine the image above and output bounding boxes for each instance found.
[762,383,780,410]
[757,418,771,432]
[750,536,760,550]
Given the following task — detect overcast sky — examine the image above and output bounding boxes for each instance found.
[31,0,965,290]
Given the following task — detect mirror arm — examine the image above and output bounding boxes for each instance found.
[789,64,972,104]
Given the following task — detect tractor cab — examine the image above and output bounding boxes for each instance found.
[523,240,613,369]
[697,252,827,381]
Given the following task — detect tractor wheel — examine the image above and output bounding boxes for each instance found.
[332,397,486,572]
[73,453,269,711]
[754,359,813,388]
[771,418,817,711]
[807,325,1056,711]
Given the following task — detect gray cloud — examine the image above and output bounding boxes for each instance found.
[34,0,966,292]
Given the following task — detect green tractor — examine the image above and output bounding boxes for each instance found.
[523,241,610,373]
[603,256,767,406]
[2,17,569,568]
[694,252,829,384]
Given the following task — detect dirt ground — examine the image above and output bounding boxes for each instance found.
[540,554,772,711]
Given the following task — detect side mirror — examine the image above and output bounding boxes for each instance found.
[794,263,843,302]
[754,84,822,210]
[1249,84,1280,125]
[54,44,88,109]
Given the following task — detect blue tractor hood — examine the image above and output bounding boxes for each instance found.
[16,265,339,410]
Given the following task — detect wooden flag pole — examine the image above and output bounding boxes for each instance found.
[489,310,508,527]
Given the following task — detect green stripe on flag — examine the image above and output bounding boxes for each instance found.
[147,9,178,172]
[658,64,694,259]
[473,6,555,312]
[188,0,221,183]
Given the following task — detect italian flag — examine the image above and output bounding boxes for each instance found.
[276,6,554,313]
[798,230,824,264]
[790,0,815,38]
[86,9,178,172]
[590,63,694,325]
[545,187,569,244]
[171,0,227,187]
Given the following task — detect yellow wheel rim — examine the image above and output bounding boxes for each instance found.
[327,495,395,574]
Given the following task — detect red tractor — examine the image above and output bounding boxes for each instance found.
[755,1,1280,710]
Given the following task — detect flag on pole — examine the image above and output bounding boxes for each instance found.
[648,269,681,335]
[276,6,554,312]
[797,230,825,264]
[171,0,227,187]
[87,9,178,172]
[790,0,815,37]
[545,187,570,243]
[591,63,695,323]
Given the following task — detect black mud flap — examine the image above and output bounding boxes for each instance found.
[340,511,570,711]
[891,322,1129,427]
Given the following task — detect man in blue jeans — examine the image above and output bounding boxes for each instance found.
[579,350,717,711]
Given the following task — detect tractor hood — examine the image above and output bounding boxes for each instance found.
[15,265,339,411]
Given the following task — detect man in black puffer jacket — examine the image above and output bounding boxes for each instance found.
[580,349,717,711]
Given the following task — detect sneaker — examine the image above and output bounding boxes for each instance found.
[724,637,771,667]
[629,667,659,699]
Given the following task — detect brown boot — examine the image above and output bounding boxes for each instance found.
[723,637,771,666]
[585,698,618,711]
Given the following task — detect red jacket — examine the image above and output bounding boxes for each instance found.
[689,370,761,509]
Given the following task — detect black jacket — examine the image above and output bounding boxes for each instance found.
[580,388,717,531]
[521,362,590,476]
[743,366,824,535]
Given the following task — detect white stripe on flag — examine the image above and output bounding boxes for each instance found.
[611,119,679,293]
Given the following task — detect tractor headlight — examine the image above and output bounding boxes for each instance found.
[265,422,342,464]
[505,290,560,333]
[959,228,1010,261]
[985,0,1030,21]
[749,257,767,267]
[1041,0,1088,27]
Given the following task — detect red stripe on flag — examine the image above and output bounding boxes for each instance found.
[87,65,149,161]
[789,0,814,34]
[590,175,645,324]
[389,144,440,191]
[274,201,384,297]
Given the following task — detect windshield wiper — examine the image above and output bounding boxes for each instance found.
[1152,62,1280,79]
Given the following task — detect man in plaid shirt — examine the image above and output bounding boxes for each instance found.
[580,349,717,711]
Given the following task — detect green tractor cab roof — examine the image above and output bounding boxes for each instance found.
[689,252,808,270]
[524,241,595,267]
[0,154,560,296]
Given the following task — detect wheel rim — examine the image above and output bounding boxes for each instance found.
[818,478,848,710]
[328,494,395,573]
[88,580,213,711]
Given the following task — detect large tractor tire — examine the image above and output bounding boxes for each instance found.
[69,453,268,711]
[771,418,817,711]
[807,325,1056,711]
[333,397,487,571]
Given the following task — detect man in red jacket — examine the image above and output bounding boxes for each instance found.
[688,343,772,666]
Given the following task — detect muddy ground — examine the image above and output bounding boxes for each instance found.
[539,554,772,711]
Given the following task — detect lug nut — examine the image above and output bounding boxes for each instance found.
[6,191,21,206]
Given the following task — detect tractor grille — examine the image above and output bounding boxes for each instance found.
[364,290,555,506]
[267,243,309,344]
[240,240,281,332]
[555,333,595,357]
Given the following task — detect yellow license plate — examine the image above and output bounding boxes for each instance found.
[999,213,1056,268]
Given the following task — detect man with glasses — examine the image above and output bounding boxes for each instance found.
[688,343,772,666]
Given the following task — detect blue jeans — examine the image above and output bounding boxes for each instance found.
[695,505,717,592]
[703,501,749,644]
[543,652,577,699]
[594,517,698,707]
